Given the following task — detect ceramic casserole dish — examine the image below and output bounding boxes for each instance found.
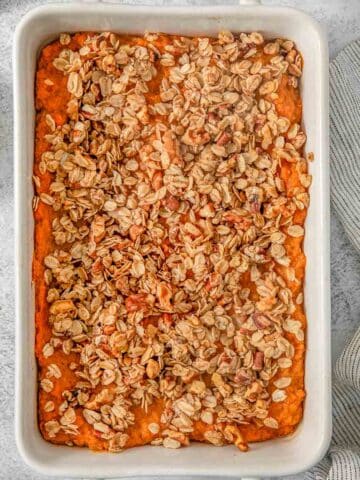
[14,1,331,478]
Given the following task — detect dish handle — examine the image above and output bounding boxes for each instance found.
[238,0,261,4]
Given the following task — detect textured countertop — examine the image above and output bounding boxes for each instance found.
[1,0,360,479]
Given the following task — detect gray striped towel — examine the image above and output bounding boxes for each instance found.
[306,40,360,480]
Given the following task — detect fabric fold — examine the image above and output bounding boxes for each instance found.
[306,38,360,480]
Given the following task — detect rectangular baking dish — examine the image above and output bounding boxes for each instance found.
[14,1,331,478]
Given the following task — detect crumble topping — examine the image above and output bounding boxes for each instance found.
[35,30,309,451]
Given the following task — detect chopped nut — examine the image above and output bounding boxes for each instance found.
[146,359,160,379]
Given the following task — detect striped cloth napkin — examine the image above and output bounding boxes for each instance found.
[306,40,360,479]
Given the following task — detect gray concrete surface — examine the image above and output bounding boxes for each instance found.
[1,0,360,478]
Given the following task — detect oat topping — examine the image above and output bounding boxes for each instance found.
[37,30,309,452]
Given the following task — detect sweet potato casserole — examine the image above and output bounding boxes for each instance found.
[33,31,310,452]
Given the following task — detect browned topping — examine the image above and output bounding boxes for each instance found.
[38,30,308,452]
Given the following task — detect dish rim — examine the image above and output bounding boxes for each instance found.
[14,3,331,478]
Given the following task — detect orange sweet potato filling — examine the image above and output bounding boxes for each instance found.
[34,33,306,450]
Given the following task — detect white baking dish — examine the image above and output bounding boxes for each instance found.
[14,1,331,478]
